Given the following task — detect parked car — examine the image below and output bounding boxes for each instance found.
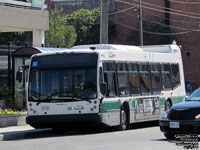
[160,88,200,139]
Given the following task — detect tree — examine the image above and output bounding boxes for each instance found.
[66,8,101,45]
[66,8,117,45]
[45,8,77,48]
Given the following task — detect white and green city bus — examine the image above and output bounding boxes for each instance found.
[26,44,186,130]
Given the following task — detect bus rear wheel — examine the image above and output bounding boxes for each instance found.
[118,108,129,131]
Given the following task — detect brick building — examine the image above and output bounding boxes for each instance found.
[45,0,200,90]
[109,0,200,90]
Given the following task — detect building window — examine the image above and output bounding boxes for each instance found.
[52,0,115,13]
[185,51,192,58]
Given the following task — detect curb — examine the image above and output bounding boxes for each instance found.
[0,128,52,141]
[0,112,27,127]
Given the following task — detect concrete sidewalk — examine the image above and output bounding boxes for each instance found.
[0,125,52,141]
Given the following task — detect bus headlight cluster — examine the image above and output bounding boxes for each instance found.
[29,108,36,113]
[29,103,36,113]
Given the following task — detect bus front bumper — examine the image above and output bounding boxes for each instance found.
[26,113,102,128]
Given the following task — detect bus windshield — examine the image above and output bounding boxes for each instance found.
[28,53,97,102]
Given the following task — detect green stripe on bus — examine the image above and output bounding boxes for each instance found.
[171,96,185,104]
[160,96,185,106]
[100,101,121,112]
[160,98,166,106]
[100,96,185,113]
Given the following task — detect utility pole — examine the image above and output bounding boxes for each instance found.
[8,43,12,90]
[138,0,143,46]
[100,0,109,44]
[165,0,171,42]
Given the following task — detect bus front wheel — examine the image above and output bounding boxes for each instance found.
[118,107,129,131]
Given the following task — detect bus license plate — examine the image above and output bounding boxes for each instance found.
[170,122,180,128]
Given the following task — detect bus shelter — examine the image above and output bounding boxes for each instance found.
[12,47,67,110]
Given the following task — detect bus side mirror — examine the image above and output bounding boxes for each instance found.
[16,68,22,83]
[100,82,107,96]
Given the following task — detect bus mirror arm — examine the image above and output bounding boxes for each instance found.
[22,65,29,70]
[100,95,104,103]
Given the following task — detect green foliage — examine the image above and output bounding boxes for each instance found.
[3,88,14,109]
[66,8,101,45]
[0,108,26,114]
[45,8,77,48]
[0,32,29,46]
[0,109,18,114]
[66,8,117,45]
[127,19,175,45]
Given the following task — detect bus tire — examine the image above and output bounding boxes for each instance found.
[165,101,172,110]
[118,107,129,131]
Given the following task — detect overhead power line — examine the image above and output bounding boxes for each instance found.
[108,3,200,32]
[109,18,191,35]
[160,0,200,5]
[142,10,200,24]
[139,0,200,16]
[111,8,200,32]
[116,0,200,20]
[109,6,137,16]
[129,0,200,17]
[142,18,200,32]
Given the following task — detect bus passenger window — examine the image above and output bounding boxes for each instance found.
[129,73,140,95]
[104,73,117,97]
[128,63,140,95]
[161,64,172,90]
[150,63,161,94]
[139,64,151,94]
[117,63,130,96]
[171,64,180,89]
[103,62,117,97]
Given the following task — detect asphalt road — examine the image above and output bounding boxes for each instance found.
[0,122,198,150]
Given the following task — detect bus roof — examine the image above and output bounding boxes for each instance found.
[71,44,180,54]
[33,47,68,53]
[30,44,181,58]
[71,44,142,51]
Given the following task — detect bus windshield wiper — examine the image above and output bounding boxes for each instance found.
[36,99,52,106]
[36,92,64,106]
